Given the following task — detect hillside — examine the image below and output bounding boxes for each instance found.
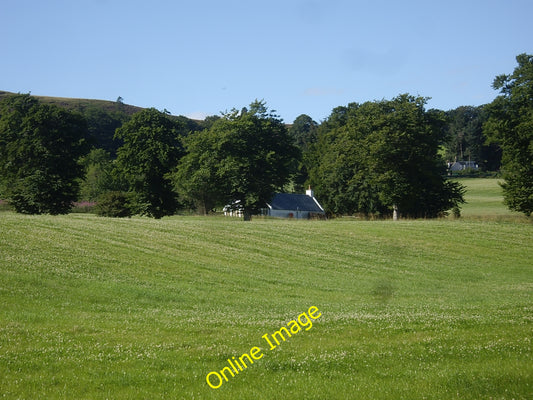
[0,90,144,116]
[0,90,203,154]
[0,214,531,399]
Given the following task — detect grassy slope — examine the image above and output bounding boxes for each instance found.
[0,213,531,399]
[455,177,518,218]
[0,90,144,116]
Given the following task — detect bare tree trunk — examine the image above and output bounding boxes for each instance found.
[197,201,207,216]
[393,204,398,221]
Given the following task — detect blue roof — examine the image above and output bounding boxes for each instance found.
[268,193,324,212]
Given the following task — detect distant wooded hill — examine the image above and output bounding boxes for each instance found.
[0,91,203,155]
[0,91,144,116]
[0,90,501,172]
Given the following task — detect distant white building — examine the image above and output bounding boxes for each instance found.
[264,187,325,219]
[223,200,243,217]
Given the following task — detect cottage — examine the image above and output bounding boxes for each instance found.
[448,160,479,172]
[264,187,325,219]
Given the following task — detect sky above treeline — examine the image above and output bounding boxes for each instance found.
[2,0,532,122]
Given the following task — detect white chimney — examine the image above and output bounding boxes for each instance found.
[306,185,314,197]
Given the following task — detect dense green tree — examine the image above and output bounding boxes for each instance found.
[288,114,319,191]
[174,100,301,219]
[82,106,129,156]
[287,114,319,192]
[443,106,501,171]
[201,115,221,130]
[173,128,228,215]
[309,94,465,218]
[79,148,117,201]
[444,106,483,162]
[95,191,132,218]
[0,94,90,214]
[484,54,533,216]
[174,115,204,134]
[289,114,319,151]
[114,108,185,218]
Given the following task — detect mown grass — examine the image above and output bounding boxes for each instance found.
[454,178,523,219]
[0,212,531,399]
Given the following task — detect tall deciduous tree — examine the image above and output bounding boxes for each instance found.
[443,106,501,171]
[174,100,300,219]
[114,108,185,218]
[309,94,464,218]
[82,105,130,156]
[289,114,318,151]
[79,148,116,201]
[484,54,533,216]
[173,127,228,215]
[289,114,319,192]
[0,94,90,214]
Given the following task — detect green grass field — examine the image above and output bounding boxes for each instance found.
[0,180,532,399]
[454,178,520,218]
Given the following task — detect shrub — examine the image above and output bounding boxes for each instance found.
[95,191,132,217]
[71,201,97,213]
[0,199,12,211]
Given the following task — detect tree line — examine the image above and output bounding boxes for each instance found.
[1,54,531,218]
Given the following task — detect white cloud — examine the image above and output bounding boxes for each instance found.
[186,111,209,121]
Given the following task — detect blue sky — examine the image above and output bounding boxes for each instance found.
[2,0,532,122]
